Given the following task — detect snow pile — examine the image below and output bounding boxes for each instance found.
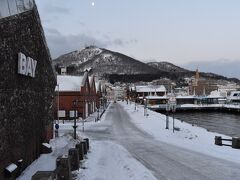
[120,101,240,164]
[75,141,157,180]
[17,104,157,180]
[17,135,78,180]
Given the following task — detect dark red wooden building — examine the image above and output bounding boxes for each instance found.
[55,72,99,120]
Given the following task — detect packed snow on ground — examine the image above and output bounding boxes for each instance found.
[17,105,157,180]
[74,141,157,180]
[120,101,240,164]
[17,135,79,180]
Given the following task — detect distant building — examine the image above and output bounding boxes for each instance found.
[188,69,218,96]
[218,83,240,95]
[113,86,126,100]
[151,78,176,92]
[135,85,166,97]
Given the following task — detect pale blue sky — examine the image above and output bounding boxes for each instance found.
[35,0,240,78]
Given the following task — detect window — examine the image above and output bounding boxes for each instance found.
[69,110,78,117]
[58,110,66,117]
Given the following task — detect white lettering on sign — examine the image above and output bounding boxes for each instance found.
[18,52,37,78]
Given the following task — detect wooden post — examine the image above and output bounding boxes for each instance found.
[215,136,222,146]
[83,138,90,151]
[232,137,240,149]
[56,156,72,180]
[68,148,80,171]
[80,141,87,155]
[76,143,84,160]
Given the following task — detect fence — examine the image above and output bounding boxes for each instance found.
[215,136,240,149]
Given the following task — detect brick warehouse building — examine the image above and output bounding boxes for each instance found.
[56,72,99,120]
[0,3,56,179]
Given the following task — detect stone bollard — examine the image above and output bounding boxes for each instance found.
[215,136,222,146]
[41,143,52,154]
[232,137,240,149]
[83,138,90,151]
[68,148,80,171]
[4,163,18,178]
[31,171,55,180]
[16,159,24,177]
[56,156,72,180]
[75,143,84,160]
[80,141,87,155]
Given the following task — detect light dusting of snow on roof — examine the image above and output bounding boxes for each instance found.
[146,96,168,99]
[57,75,84,91]
[176,95,196,99]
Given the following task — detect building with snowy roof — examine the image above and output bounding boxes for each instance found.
[55,72,99,120]
[135,85,166,97]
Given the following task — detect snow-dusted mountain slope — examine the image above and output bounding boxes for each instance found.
[53,46,162,76]
[147,61,190,73]
[53,46,240,83]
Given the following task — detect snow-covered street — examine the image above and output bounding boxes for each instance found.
[82,102,240,180]
[18,102,240,180]
[75,141,157,180]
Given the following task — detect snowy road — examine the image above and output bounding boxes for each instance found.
[85,103,240,180]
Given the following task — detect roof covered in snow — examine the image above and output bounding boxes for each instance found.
[176,95,196,99]
[57,75,85,91]
[146,96,168,99]
[135,85,166,93]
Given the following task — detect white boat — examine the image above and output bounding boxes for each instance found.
[227,91,240,104]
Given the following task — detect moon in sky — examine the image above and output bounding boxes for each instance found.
[92,2,95,6]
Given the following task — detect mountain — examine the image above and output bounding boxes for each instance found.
[147,61,190,73]
[53,46,163,76]
[53,46,240,84]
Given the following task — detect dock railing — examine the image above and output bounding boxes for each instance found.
[215,136,240,149]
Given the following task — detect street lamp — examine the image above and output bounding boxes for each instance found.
[165,103,170,129]
[72,100,78,139]
[97,108,100,121]
[144,98,147,116]
[54,84,60,138]
[172,104,176,133]
[57,84,60,124]
[135,98,137,110]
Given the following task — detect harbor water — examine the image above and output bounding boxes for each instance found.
[172,112,240,137]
